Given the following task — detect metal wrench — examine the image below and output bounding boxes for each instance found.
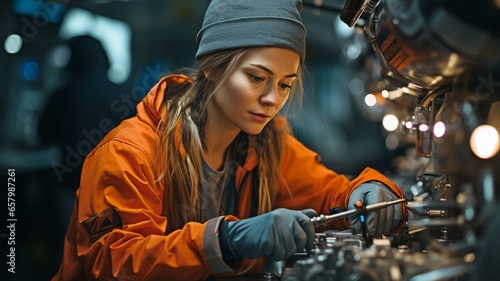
[311,198,406,227]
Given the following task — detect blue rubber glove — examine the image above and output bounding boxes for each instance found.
[219,208,316,262]
[348,181,403,237]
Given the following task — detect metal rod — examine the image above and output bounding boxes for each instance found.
[311,198,406,227]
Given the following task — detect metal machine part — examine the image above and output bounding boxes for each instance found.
[281,232,473,281]
[364,0,500,90]
[282,0,500,280]
[361,0,500,250]
[340,0,381,27]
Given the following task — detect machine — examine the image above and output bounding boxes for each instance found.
[278,0,500,280]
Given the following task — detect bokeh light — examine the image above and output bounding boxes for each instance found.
[4,34,23,54]
[382,114,399,132]
[20,60,40,81]
[470,125,500,159]
[433,121,446,138]
[365,94,377,107]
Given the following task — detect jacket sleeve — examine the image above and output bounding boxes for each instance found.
[75,135,239,280]
[276,133,407,231]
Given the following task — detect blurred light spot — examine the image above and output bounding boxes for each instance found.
[405,120,413,129]
[312,0,324,15]
[447,53,459,68]
[433,121,446,138]
[431,75,443,85]
[365,94,377,107]
[334,16,355,38]
[470,125,500,159]
[418,124,429,132]
[382,114,399,131]
[381,90,389,98]
[13,0,65,23]
[357,18,366,26]
[385,134,399,150]
[20,60,40,81]
[346,45,361,60]
[464,253,475,263]
[377,81,386,90]
[388,88,403,100]
[4,34,23,54]
[464,208,474,221]
[50,45,71,68]
[59,8,94,38]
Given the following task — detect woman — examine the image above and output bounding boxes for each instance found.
[52,0,407,280]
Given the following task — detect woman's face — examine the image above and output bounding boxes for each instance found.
[208,47,300,135]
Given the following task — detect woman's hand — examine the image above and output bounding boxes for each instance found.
[348,182,403,237]
[220,208,316,262]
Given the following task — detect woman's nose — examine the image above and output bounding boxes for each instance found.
[260,85,279,106]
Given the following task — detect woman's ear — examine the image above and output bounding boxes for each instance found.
[204,70,214,80]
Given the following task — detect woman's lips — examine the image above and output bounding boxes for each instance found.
[249,112,270,122]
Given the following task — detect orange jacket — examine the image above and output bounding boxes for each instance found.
[52,75,406,281]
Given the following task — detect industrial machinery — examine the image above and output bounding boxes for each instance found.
[278,0,500,280]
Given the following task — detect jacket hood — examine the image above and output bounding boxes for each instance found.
[135,75,190,131]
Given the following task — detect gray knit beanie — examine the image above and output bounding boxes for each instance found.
[195,0,307,62]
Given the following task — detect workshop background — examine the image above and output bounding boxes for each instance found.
[0,0,411,280]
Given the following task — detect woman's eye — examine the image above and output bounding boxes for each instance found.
[249,74,264,83]
[279,83,292,90]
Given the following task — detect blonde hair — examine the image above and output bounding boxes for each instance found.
[156,49,304,232]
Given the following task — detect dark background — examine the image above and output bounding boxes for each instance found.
[0,0,410,280]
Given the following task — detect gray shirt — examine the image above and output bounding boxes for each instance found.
[200,159,228,222]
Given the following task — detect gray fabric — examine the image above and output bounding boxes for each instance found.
[196,0,307,61]
[200,158,228,222]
